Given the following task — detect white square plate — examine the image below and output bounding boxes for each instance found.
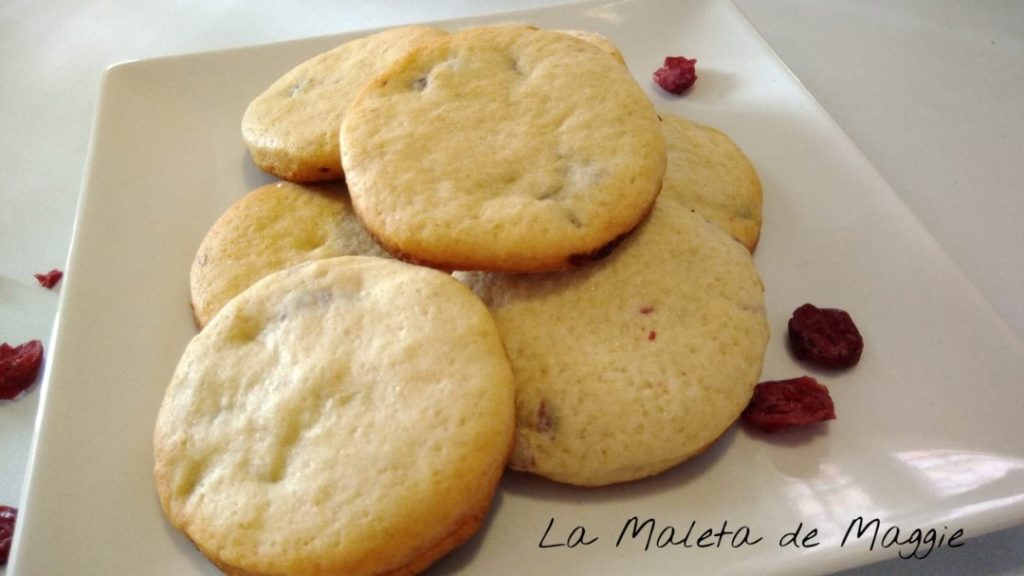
[11,0,1024,574]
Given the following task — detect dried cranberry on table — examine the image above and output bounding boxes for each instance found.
[0,339,44,400]
[742,376,836,433]
[788,303,863,369]
[0,505,16,566]
[653,56,698,94]
[34,268,63,289]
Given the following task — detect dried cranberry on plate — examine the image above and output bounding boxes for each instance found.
[0,339,44,400]
[1,505,16,566]
[742,376,836,433]
[34,268,63,289]
[653,56,698,94]
[788,303,863,369]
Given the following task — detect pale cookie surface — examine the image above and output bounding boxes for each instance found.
[556,29,626,65]
[155,257,515,576]
[660,113,763,251]
[341,26,666,272]
[190,181,389,328]
[459,200,769,486]
[242,25,448,182]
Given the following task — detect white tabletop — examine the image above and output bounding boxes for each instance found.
[1,1,1021,574]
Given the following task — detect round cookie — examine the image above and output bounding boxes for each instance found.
[660,113,763,251]
[341,26,666,273]
[458,200,769,486]
[242,25,448,182]
[155,256,516,576]
[190,180,390,328]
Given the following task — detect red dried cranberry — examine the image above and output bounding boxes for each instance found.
[742,376,836,433]
[0,505,16,566]
[0,340,44,400]
[788,303,863,369]
[654,56,698,94]
[34,269,63,289]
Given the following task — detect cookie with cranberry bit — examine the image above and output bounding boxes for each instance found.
[241,25,448,182]
[341,26,666,272]
[659,113,763,252]
[155,256,515,576]
[189,181,389,328]
[458,200,769,486]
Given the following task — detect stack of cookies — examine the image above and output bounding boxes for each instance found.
[154,23,769,576]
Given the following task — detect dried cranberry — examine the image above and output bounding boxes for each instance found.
[788,303,863,369]
[653,56,697,94]
[742,376,836,433]
[0,340,44,400]
[34,269,63,289]
[0,505,16,566]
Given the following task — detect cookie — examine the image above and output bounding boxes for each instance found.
[155,256,516,576]
[556,29,626,65]
[242,25,448,182]
[341,26,666,272]
[659,113,763,251]
[190,180,389,328]
[458,200,769,486]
